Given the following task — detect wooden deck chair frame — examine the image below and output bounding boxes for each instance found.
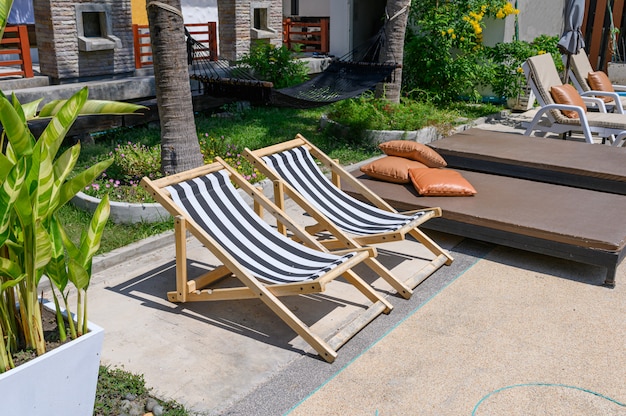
[243,134,454,293]
[140,158,393,363]
[566,50,626,113]
[523,53,626,146]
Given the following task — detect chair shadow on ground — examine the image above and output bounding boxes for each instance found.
[104,257,387,357]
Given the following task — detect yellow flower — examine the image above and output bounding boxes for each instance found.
[447,28,454,34]
[538,50,546,55]
[496,10,505,19]
[516,67,524,73]
[451,34,456,39]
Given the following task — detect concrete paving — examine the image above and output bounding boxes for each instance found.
[45,119,626,415]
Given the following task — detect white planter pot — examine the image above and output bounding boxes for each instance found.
[72,191,171,224]
[0,303,104,416]
[607,62,626,85]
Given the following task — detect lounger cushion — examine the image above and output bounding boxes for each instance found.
[588,71,615,92]
[360,156,428,183]
[408,168,476,196]
[587,71,615,103]
[550,84,586,118]
[379,140,447,167]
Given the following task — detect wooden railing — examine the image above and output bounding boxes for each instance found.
[133,22,218,69]
[583,0,625,71]
[283,17,329,54]
[0,25,33,78]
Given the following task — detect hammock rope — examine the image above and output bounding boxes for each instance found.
[186,24,399,108]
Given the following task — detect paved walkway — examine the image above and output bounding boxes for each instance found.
[54,118,626,415]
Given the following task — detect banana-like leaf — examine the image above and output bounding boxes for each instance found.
[13,173,33,227]
[48,144,81,213]
[21,98,43,120]
[44,215,69,292]
[0,94,34,158]
[53,143,80,184]
[38,99,147,118]
[58,158,113,209]
[32,138,55,220]
[78,194,110,270]
[68,258,89,292]
[0,262,24,292]
[0,0,14,41]
[0,152,15,180]
[58,215,80,260]
[37,88,88,163]
[33,221,52,272]
[0,158,25,247]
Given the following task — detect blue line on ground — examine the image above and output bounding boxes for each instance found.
[472,383,626,415]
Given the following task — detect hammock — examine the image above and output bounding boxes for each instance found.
[186,28,399,108]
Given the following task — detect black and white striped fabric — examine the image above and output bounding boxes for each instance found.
[262,147,426,235]
[166,170,356,285]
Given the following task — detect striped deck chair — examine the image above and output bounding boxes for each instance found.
[244,134,454,292]
[140,158,392,363]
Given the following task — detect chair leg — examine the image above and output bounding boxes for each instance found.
[408,228,454,265]
[341,269,393,314]
[170,216,188,303]
[363,257,413,299]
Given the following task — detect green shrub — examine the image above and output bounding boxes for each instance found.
[483,35,562,98]
[403,0,519,103]
[238,42,309,89]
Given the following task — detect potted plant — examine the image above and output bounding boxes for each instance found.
[0,4,146,413]
[0,86,145,414]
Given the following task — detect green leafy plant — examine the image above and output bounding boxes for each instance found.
[0,86,145,372]
[483,35,562,99]
[326,94,467,138]
[404,0,519,102]
[238,41,309,88]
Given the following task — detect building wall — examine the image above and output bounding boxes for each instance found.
[34,0,134,81]
[483,0,565,46]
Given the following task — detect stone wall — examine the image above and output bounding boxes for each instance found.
[217,0,282,62]
[33,0,134,82]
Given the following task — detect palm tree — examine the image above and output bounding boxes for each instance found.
[377,0,411,103]
[147,0,203,175]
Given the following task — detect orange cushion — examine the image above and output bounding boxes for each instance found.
[587,71,615,103]
[408,168,477,196]
[550,84,586,119]
[360,156,428,184]
[379,140,447,168]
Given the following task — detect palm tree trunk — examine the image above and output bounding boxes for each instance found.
[376,0,411,103]
[147,0,203,175]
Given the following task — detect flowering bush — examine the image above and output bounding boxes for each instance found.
[198,134,261,183]
[82,135,262,203]
[484,35,562,99]
[403,0,519,102]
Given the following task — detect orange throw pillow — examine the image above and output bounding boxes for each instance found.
[379,140,447,168]
[550,84,586,119]
[587,71,615,92]
[587,71,615,103]
[408,168,477,196]
[360,156,428,184]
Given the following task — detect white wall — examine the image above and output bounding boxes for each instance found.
[181,0,218,24]
[483,0,565,46]
[329,0,351,57]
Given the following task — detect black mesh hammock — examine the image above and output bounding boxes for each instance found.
[186,27,399,109]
